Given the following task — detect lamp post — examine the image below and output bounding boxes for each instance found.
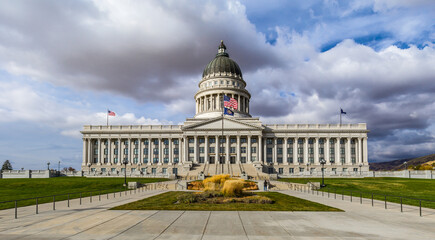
[306,162,310,175]
[47,162,50,170]
[123,159,128,187]
[359,163,362,175]
[320,159,326,187]
[87,163,91,175]
[404,161,407,170]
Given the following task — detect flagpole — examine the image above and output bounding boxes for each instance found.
[221,93,224,165]
[339,108,341,125]
[107,109,109,127]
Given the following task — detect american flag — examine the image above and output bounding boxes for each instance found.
[108,110,116,116]
[223,95,238,109]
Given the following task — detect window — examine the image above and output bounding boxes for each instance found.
[188,147,194,153]
[298,148,303,154]
[298,139,304,144]
[340,139,345,144]
[164,139,169,145]
[230,138,236,143]
[329,139,334,144]
[288,139,293,144]
[141,168,146,173]
[209,138,215,143]
[115,141,119,145]
[133,157,138,164]
[330,157,335,163]
[153,158,158,163]
[131,168,136,172]
[219,147,225,153]
[308,148,314,154]
[351,157,356,163]
[277,138,283,144]
[288,157,293,163]
[104,148,108,155]
[121,168,125,173]
[251,147,256,153]
[330,148,335,154]
[199,138,205,143]
[343,168,347,172]
[299,168,304,172]
[277,148,282,154]
[351,148,356,154]
[93,158,97,163]
[266,157,272,163]
[341,148,345,154]
[151,168,156,174]
[154,139,159,145]
[144,140,149,145]
[174,148,179,154]
[143,157,148,163]
[332,168,337,173]
[266,138,273,144]
[289,168,294,174]
[134,140,138,145]
[252,156,256,161]
[267,148,272,154]
[162,168,167,174]
[94,149,98,155]
[174,157,179,163]
[341,157,345,164]
[124,148,128,154]
[241,157,246,163]
[124,140,129,145]
[209,147,215,153]
[189,157,194,161]
[164,148,169,155]
[104,141,108,145]
[241,147,246,153]
[199,147,204,153]
[173,139,179,145]
[319,139,324,144]
[143,148,148,155]
[134,148,138,155]
[111,168,116,173]
[308,139,314,144]
[319,147,324,154]
[309,157,314,164]
[277,157,283,163]
[241,138,247,143]
[353,168,358,172]
[164,157,169,163]
[230,147,236,153]
[104,157,107,163]
[288,148,293,154]
[298,157,303,163]
[220,138,226,143]
[153,148,158,154]
[251,138,257,143]
[188,138,194,143]
[199,157,204,163]
[278,168,283,174]
[114,157,118,164]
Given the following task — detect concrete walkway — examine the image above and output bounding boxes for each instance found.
[0,189,434,239]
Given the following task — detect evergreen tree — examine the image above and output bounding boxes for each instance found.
[1,160,13,171]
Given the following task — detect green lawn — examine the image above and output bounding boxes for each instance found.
[0,177,168,210]
[278,177,435,209]
[110,191,342,211]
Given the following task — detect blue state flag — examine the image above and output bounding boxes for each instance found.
[341,108,346,114]
[224,107,234,116]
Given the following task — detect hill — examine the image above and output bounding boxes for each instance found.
[370,154,435,171]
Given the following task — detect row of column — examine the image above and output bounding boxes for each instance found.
[196,93,249,113]
[263,137,368,165]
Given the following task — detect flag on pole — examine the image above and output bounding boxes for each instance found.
[108,110,116,116]
[340,108,346,114]
[224,107,234,116]
[223,95,238,109]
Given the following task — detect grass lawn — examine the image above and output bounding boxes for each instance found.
[110,191,342,211]
[278,177,435,209]
[0,177,168,210]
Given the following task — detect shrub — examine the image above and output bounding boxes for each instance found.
[243,181,258,191]
[203,174,230,191]
[221,180,245,197]
[188,180,204,190]
[176,193,197,204]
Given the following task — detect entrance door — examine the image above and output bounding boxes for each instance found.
[268,167,274,174]
[220,156,225,164]
[230,156,236,164]
[209,156,215,164]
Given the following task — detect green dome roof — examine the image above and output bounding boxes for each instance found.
[202,41,242,78]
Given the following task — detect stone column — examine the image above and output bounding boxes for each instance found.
[283,138,287,165]
[169,138,173,164]
[357,138,362,164]
[293,137,298,164]
[97,139,102,165]
[363,137,368,164]
[128,138,132,165]
[303,137,308,164]
[158,138,163,165]
[258,136,262,163]
[314,137,319,165]
[184,136,188,163]
[263,138,267,163]
[325,137,330,165]
[336,138,341,165]
[226,135,230,163]
[138,138,142,165]
[215,136,219,163]
[148,138,152,165]
[117,138,121,165]
[205,136,209,164]
[273,137,277,164]
[82,139,87,166]
[178,137,182,164]
[108,139,112,165]
[236,136,241,163]
[194,136,198,163]
[346,137,351,165]
[247,135,252,163]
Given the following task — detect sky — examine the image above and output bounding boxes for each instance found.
[0,0,434,170]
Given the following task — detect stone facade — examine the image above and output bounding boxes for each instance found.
[81,41,370,178]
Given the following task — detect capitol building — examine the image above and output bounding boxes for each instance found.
[81,41,369,178]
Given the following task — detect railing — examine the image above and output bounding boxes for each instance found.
[0,185,156,219]
[292,186,435,217]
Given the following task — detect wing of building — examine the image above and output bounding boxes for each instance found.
[81,41,369,179]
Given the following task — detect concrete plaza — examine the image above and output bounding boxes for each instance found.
[0,189,434,240]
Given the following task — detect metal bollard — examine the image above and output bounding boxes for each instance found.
[334,189,336,199]
[15,201,17,219]
[99,193,101,201]
[53,196,56,210]
[400,197,402,212]
[419,200,422,217]
[80,193,82,205]
[371,193,373,206]
[360,193,362,204]
[350,192,352,202]
[68,194,70,207]
[107,193,109,200]
[36,198,38,214]
[385,196,387,209]
[90,192,92,203]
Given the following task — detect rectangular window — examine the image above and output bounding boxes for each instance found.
[340,139,345,144]
[219,138,226,143]
[173,139,179,145]
[164,157,169,163]
[199,147,204,153]
[319,139,324,144]
[251,156,256,161]
[319,147,324,154]
[241,147,246,153]
[298,139,304,144]
[124,148,128,154]
[298,148,303,154]
[341,148,345,154]
[164,148,169,155]
[351,148,356,154]
[199,138,205,143]
[104,148,108,155]
[114,157,118,164]
[174,157,179,163]
[209,138,215,143]
[141,168,146,173]
[143,148,148,155]
[164,139,169,145]
[353,168,358,172]
[153,158,158,163]
[209,147,215,153]
[134,148,138,155]
[188,138,194,143]
[309,157,314,164]
[219,147,225,153]
[298,157,303,163]
[153,139,158,145]
[299,167,304,172]
[230,147,236,153]
[351,157,356,163]
[289,168,294,174]
[94,149,98,155]
[134,140,138,145]
[120,168,125,173]
[277,148,282,154]
[341,157,345,164]
[330,148,335,154]
[288,139,293,144]
[267,148,273,154]
[266,138,273,144]
[124,140,129,145]
[278,168,283,174]
[143,157,148,163]
[189,157,194,161]
[230,138,236,143]
[241,138,247,143]
[199,157,204,163]
[308,139,314,144]
[174,148,179,154]
[332,168,337,173]
[288,157,293,163]
[151,168,156,174]
[308,148,314,154]
[144,140,149,145]
[277,157,283,163]
[153,148,158,154]
[111,168,116,173]
[330,157,335,163]
[266,157,272,163]
[189,147,194,153]
[251,138,257,143]
[133,157,138,164]
[343,168,347,172]
[241,157,246,163]
[162,168,167,174]
[251,147,256,153]
[277,138,283,144]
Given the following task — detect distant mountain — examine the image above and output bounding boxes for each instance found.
[369,154,435,171]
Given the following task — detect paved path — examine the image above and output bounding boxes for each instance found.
[0,189,434,239]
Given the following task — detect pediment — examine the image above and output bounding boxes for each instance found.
[182,117,264,131]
